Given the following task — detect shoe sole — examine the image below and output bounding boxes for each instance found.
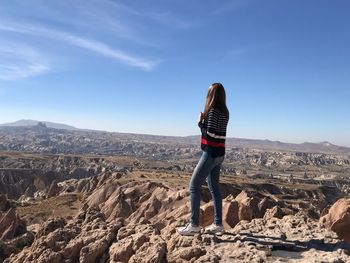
[177,229,201,236]
[204,230,225,235]
[178,232,201,236]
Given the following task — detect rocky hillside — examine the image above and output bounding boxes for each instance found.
[1,168,350,262]
[0,147,349,262]
[0,152,127,200]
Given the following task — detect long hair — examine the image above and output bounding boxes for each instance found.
[203,83,229,117]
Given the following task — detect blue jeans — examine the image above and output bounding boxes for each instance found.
[189,151,225,226]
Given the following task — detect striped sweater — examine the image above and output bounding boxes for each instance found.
[198,107,229,157]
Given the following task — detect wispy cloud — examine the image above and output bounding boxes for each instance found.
[72,1,160,47]
[106,1,142,16]
[0,45,49,80]
[0,22,160,71]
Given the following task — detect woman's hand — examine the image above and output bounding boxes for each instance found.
[198,112,204,123]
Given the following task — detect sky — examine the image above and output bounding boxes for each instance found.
[0,0,349,146]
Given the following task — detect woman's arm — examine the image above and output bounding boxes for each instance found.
[206,108,227,139]
[206,108,219,134]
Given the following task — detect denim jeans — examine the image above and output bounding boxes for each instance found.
[189,151,225,226]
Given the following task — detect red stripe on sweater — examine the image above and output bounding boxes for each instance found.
[201,138,225,148]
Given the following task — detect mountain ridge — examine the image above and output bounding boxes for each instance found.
[1,119,349,154]
[0,119,78,130]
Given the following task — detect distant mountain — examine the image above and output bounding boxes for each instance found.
[226,138,350,154]
[185,137,350,154]
[0,119,79,131]
[0,120,349,154]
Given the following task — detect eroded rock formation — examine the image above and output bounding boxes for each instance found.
[4,178,350,262]
[320,198,350,243]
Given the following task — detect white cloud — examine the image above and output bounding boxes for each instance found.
[0,22,160,71]
[0,45,50,80]
[65,34,161,71]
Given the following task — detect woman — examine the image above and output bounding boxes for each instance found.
[178,83,229,236]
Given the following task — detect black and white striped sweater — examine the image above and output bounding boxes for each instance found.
[198,107,229,157]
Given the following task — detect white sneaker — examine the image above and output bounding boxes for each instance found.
[204,223,225,234]
[177,223,201,236]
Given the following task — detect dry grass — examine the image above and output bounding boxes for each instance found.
[17,193,81,225]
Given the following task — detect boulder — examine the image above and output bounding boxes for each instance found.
[320,198,350,243]
[223,200,239,228]
[200,200,239,229]
[235,190,260,221]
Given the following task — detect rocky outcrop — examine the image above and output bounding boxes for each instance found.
[5,207,123,263]
[0,154,125,199]
[0,232,34,262]
[46,180,61,198]
[0,195,26,241]
[200,190,276,229]
[0,195,31,261]
[86,180,188,225]
[0,194,10,211]
[3,173,350,262]
[0,208,26,241]
[109,224,166,263]
[264,205,285,220]
[320,198,350,243]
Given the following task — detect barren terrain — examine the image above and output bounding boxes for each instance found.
[1,124,350,262]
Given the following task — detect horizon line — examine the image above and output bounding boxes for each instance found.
[1,119,349,148]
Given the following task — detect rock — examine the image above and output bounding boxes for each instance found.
[110,224,165,263]
[320,198,350,243]
[23,184,36,199]
[258,196,276,216]
[0,194,9,211]
[200,202,214,227]
[223,200,240,228]
[169,246,206,262]
[37,249,62,263]
[235,190,260,221]
[264,206,285,220]
[0,232,34,262]
[46,180,61,198]
[0,208,26,241]
[35,217,66,238]
[4,173,350,263]
[79,230,115,263]
[129,235,166,263]
[109,239,134,262]
[6,207,122,263]
[200,199,239,229]
[76,179,89,192]
[112,172,123,179]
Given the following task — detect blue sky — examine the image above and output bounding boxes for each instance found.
[0,0,349,146]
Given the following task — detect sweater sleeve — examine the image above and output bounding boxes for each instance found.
[198,108,219,135]
[206,109,219,134]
